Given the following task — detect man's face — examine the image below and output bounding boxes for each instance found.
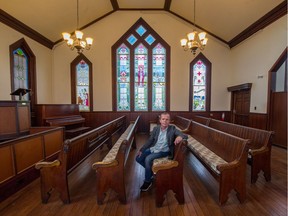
[159,114,170,129]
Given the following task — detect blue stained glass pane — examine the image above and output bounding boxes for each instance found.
[136,25,146,36]
[127,34,137,45]
[145,34,155,45]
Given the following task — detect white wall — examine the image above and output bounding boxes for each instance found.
[1,12,286,113]
[0,23,53,103]
[52,11,232,111]
[230,15,287,113]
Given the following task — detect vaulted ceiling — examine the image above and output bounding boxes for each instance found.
[0,0,286,49]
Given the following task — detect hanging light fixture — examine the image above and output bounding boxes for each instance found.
[62,0,93,54]
[180,0,208,55]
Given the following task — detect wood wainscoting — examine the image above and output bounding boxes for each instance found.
[81,111,267,134]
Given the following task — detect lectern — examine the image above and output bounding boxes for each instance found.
[10,88,31,100]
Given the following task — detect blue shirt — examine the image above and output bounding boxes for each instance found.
[150,127,169,153]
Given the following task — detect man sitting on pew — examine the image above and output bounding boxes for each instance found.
[136,112,188,192]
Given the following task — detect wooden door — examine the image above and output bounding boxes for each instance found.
[232,89,251,126]
[268,49,287,148]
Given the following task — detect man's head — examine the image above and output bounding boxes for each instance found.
[159,112,170,129]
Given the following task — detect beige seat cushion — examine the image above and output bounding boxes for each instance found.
[102,123,133,163]
[187,135,227,174]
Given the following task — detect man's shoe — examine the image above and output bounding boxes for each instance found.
[140,181,152,192]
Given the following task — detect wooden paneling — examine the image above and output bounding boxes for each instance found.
[248,113,268,130]
[14,137,43,173]
[0,101,30,141]
[0,146,14,183]
[43,130,63,157]
[0,127,64,202]
[0,107,16,134]
[18,106,30,131]
[81,111,232,133]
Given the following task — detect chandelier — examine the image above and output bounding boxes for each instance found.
[62,0,93,54]
[180,0,208,55]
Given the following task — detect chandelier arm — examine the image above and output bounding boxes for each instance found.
[77,0,79,30]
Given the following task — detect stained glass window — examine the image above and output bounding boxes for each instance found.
[13,48,29,100]
[76,60,90,112]
[113,18,170,112]
[117,44,130,111]
[192,60,206,111]
[134,44,148,111]
[152,44,166,111]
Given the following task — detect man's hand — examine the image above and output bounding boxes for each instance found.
[174,136,183,145]
[137,151,142,157]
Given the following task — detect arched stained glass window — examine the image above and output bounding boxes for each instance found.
[76,60,90,112]
[152,44,166,111]
[71,54,93,112]
[10,38,36,114]
[117,44,130,111]
[190,53,211,112]
[13,48,29,100]
[112,18,170,112]
[135,44,148,111]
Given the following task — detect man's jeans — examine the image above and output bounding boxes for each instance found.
[136,149,169,182]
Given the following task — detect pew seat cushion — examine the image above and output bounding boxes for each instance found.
[102,123,133,163]
[187,135,227,174]
[152,157,179,173]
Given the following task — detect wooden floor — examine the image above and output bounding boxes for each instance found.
[0,134,287,216]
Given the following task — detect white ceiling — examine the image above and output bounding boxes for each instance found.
[0,0,285,44]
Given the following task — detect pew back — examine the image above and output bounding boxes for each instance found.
[35,116,126,204]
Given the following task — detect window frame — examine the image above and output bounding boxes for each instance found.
[9,38,37,112]
[112,18,170,112]
[189,52,211,112]
[71,54,93,112]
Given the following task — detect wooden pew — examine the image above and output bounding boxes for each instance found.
[187,121,249,205]
[35,116,126,204]
[35,104,90,139]
[0,126,64,202]
[152,140,188,207]
[207,118,274,183]
[92,116,140,204]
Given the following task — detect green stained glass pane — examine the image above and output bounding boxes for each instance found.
[152,83,165,111]
[13,48,29,100]
[134,83,148,111]
[152,44,165,111]
[136,25,146,36]
[193,86,205,111]
[76,60,90,112]
[117,83,130,111]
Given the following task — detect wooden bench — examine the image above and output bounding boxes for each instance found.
[187,121,249,205]
[193,116,274,183]
[152,140,188,207]
[150,115,191,133]
[35,116,126,204]
[208,118,273,183]
[92,116,140,204]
